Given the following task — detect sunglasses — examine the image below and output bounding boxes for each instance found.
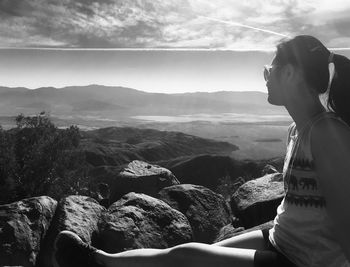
[263,65,273,81]
[263,64,283,81]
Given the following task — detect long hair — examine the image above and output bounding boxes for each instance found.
[274,35,350,126]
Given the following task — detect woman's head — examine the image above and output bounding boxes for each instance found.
[274,35,330,94]
[266,35,350,125]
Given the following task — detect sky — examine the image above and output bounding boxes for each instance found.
[1,0,350,93]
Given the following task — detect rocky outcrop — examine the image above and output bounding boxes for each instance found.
[110,160,180,203]
[37,195,105,267]
[231,173,284,228]
[0,159,286,265]
[158,184,232,243]
[0,196,57,267]
[97,192,193,253]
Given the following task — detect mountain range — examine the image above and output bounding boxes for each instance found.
[0,85,287,119]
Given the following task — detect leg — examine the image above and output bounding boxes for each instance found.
[213,230,268,250]
[55,230,272,267]
[95,242,256,267]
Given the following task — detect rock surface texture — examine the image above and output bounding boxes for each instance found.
[158,184,232,243]
[110,160,180,203]
[97,192,193,253]
[37,195,105,267]
[0,196,57,267]
[231,173,284,228]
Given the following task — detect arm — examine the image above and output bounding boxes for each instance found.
[311,118,350,261]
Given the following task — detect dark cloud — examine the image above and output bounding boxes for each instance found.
[0,0,33,17]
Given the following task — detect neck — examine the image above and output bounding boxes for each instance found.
[284,88,326,133]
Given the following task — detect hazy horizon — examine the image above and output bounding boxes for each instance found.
[0,83,267,94]
[2,48,350,94]
[0,49,274,93]
[1,1,350,93]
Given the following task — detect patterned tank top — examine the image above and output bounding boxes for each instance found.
[269,111,350,267]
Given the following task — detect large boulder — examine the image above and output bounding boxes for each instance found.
[37,195,105,267]
[231,173,284,228]
[158,184,232,243]
[97,192,193,253]
[0,196,57,267]
[110,160,180,202]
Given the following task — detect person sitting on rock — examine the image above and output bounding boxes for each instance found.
[53,35,350,267]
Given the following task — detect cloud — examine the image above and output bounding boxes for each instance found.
[0,0,34,17]
[0,0,349,49]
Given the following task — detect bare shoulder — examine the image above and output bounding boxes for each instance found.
[310,116,350,152]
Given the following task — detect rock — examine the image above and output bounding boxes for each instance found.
[158,184,232,243]
[110,160,180,202]
[97,192,193,253]
[37,195,105,267]
[231,173,284,228]
[0,196,57,267]
[214,223,245,243]
[261,164,279,175]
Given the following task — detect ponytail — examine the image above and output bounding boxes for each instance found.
[327,54,350,126]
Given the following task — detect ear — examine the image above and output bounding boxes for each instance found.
[282,63,302,84]
[282,64,294,81]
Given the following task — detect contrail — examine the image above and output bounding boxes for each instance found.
[2,47,350,51]
[198,15,290,38]
[0,47,275,51]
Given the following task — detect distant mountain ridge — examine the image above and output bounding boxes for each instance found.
[0,85,287,118]
[81,126,239,167]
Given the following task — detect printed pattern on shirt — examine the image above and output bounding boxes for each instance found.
[283,136,326,208]
[285,193,326,208]
[290,157,314,170]
[288,175,318,191]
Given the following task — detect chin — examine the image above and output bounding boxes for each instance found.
[267,94,284,106]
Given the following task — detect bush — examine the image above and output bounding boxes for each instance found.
[0,112,89,204]
[0,126,17,202]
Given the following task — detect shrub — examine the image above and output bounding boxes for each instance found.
[0,112,89,203]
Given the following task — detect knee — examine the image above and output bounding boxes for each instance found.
[160,244,191,267]
[168,242,202,259]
